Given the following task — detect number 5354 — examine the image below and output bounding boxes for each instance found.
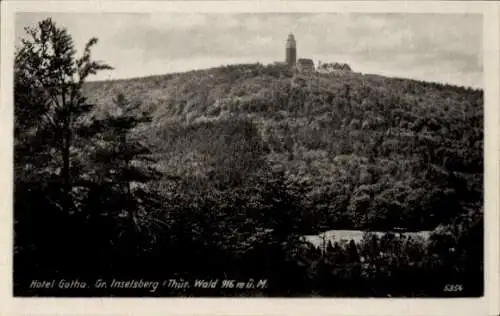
[443,284,464,292]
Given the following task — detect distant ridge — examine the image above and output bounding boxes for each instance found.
[85,63,482,91]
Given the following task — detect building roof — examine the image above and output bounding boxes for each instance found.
[297,58,314,65]
[319,62,352,71]
[286,33,296,48]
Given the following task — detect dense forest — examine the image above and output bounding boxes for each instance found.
[14,18,483,297]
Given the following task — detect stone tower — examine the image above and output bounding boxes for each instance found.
[286,33,297,67]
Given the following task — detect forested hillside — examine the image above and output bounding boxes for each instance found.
[84,62,483,234]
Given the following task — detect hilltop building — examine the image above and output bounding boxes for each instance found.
[285,33,315,74]
[286,33,297,67]
[317,61,352,74]
[284,33,354,75]
[297,58,315,74]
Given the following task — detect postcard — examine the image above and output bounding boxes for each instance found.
[1,1,498,315]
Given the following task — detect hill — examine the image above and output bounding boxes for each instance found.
[83,62,484,234]
[13,17,484,297]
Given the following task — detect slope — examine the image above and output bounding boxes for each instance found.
[83,62,483,233]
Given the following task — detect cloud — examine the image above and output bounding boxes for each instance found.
[15,12,482,88]
[145,13,209,30]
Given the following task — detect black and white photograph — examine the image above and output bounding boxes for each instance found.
[2,1,499,313]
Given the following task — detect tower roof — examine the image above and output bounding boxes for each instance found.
[286,33,296,48]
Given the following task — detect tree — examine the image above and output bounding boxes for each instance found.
[14,18,114,287]
[84,93,164,267]
[15,18,113,213]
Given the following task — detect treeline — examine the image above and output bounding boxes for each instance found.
[14,18,162,291]
[14,18,483,297]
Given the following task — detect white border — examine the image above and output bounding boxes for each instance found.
[1,1,498,316]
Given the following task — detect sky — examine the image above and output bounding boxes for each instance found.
[15,12,483,88]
